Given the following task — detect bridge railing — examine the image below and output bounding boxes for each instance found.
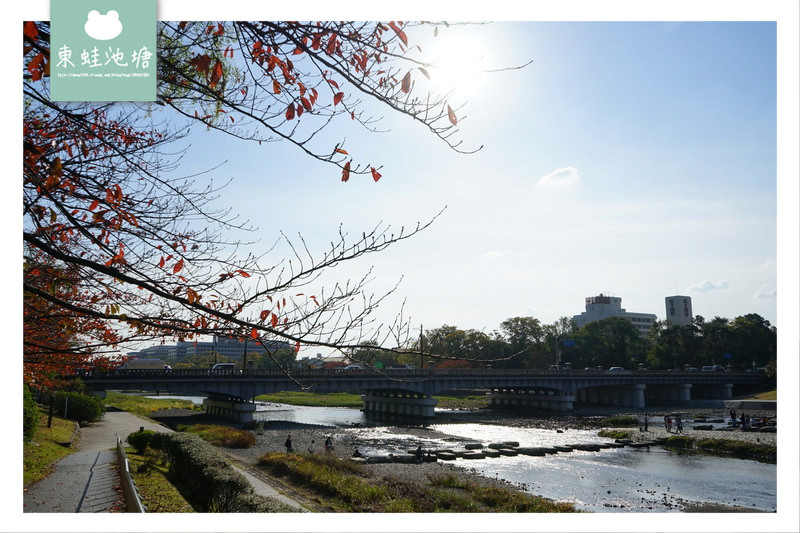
[78,367,763,380]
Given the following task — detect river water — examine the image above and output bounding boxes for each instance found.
[146,396,776,513]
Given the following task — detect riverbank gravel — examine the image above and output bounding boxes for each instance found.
[153,403,777,495]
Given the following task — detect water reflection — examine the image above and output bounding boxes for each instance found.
[147,397,776,513]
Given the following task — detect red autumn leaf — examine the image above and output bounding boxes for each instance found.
[173,259,184,274]
[447,104,458,125]
[28,52,46,82]
[285,103,295,120]
[89,199,99,211]
[271,313,279,327]
[370,167,382,182]
[272,79,281,94]
[250,328,259,339]
[24,21,38,39]
[158,256,165,268]
[190,54,212,76]
[260,310,269,322]
[300,97,312,111]
[333,92,344,106]
[209,60,223,89]
[238,270,251,278]
[388,22,408,46]
[294,341,301,352]
[401,71,411,93]
[341,161,351,182]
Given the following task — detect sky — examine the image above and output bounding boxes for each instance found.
[8,2,800,532]
[172,19,781,357]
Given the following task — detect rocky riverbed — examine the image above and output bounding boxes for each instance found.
[149,403,777,514]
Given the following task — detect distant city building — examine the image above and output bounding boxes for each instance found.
[128,335,292,361]
[572,294,657,336]
[665,295,693,326]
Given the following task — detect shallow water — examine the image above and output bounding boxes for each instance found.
[343,421,776,513]
[149,397,777,513]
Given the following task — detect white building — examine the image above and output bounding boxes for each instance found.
[572,294,657,336]
[665,295,693,326]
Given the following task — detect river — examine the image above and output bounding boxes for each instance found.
[146,396,777,513]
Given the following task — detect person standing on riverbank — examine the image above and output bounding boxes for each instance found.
[285,435,293,453]
[308,439,316,454]
[324,436,334,454]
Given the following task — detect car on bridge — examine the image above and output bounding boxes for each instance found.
[208,363,242,374]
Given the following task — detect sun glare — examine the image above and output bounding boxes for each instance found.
[427,32,488,100]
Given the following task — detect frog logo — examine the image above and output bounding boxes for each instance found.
[84,10,123,41]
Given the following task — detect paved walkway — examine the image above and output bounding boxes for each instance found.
[24,409,307,512]
[24,410,166,513]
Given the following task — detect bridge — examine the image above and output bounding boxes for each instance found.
[81,368,767,422]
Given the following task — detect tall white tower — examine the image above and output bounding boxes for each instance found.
[665,295,693,326]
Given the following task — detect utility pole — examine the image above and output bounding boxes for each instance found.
[419,324,424,369]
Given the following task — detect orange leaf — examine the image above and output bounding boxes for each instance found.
[447,104,458,126]
[272,79,281,94]
[388,22,408,46]
[209,60,223,89]
[173,259,184,274]
[341,161,351,182]
[401,71,411,93]
[370,167,382,182]
[250,328,259,339]
[300,97,312,111]
[333,92,344,106]
[89,199,100,211]
[335,147,349,155]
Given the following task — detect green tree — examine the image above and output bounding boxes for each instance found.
[728,314,777,370]
[500,317,547,368]
[572,317,648,369]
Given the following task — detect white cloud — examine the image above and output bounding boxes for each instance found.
[688,280,730,293]
[754,286,777,301]
[537,166,581,188]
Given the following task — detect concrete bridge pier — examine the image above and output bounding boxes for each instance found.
[644,383,692,402]
[361,391,437,418]
[576,384,646,408]
[203,397,257,423]
[693,383,734,400]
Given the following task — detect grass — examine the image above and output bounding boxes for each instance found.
[257,453,578,512]
[255,390,490,410]
[23,408,78,487]
[597,429,633,440]
[739,390,776,401]
[176,423,256,448]
[662,435,776,463]
[255,391,363,408]
[104,391,202,417]
[125,448,195,512]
